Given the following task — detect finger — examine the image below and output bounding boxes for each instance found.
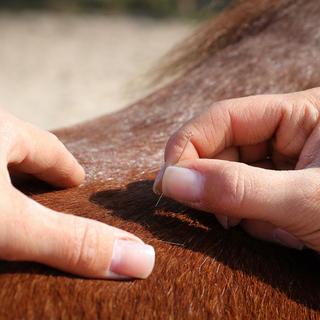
[154,92,319,193]
[0,113,85,188]
[164,92,319,164]
[160,159,311,227]
[1,190,155,279]
[211,147,260,229]
[241,220,304,250]
[213,162,275,232]
[154,146,241,194]
[208,143,270,164]
[297,124,320,169]
[201,145,269,229]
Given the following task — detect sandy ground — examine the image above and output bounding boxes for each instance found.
[0,12,194,129]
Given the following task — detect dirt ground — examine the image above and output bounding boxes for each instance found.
[0,12,194,129]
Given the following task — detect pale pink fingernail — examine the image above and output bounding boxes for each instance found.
[273,229,304,250]
[162,166,204,203]
[107,239,155,280]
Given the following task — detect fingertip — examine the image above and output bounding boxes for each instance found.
[69,160,86,187]
[153,164,166,195]
[51,157,86,188]
[162,166,205,203]
[107,227,155,279]
[107,240,155,280]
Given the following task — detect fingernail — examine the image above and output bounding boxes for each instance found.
[153,164,166,195]
[107,239,155,280]
[273,229,304,250]
[162,166,204,203]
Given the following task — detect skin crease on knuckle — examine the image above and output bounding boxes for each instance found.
[65,217,108,276]
[276,100,320,158]
[204,163,248,217]
[161,158,249,227]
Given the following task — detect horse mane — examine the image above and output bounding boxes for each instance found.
[154,0,294,82]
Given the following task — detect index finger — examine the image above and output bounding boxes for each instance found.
[164,91,318,164]
[0,111,85,188]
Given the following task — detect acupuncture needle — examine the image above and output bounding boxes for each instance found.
[155,132,193,207]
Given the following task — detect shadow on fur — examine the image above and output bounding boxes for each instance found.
[91,180,320,311]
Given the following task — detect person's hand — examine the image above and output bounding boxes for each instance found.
[154,88,320,252]
[0,109,155,279]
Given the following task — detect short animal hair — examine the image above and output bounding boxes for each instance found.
[1,0,320,318]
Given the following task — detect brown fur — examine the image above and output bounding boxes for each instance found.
[154,0,295,82]
[1,0,320,318]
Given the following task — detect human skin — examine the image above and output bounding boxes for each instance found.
[154,88,320,252]
[0,109,155,280]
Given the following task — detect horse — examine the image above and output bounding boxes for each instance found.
[1,0,320,318]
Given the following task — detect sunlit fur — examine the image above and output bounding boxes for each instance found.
[1,0,320,318]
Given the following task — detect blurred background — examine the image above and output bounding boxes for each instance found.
[0,0,231,129]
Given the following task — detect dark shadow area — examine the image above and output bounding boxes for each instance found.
[11,173,61,196]
[0,261,134,283]
[90,179,320,311]
[0,261,67,277]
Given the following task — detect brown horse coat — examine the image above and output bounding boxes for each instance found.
[1,0,320,318]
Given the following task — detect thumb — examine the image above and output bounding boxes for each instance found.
[159,159,311,228]
[2,190,155,280]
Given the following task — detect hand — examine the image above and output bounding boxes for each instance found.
[154,88,320,252]
[0,109,155,279]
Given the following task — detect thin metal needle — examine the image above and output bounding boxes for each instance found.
[155,193,164,208]
[155,131,193,208]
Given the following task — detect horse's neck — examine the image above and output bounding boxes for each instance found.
[57,0,320,184]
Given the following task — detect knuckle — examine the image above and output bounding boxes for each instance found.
[216,165,247,213]
[67,218,101,272]
[275,95,319,157]
[290,93,319,126]
[296,100,319,132]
